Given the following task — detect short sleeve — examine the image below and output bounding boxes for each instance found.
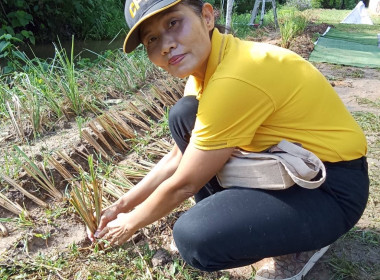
[190,77,275,150]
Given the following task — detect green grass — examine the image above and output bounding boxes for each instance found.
[356,97,380,109]
[352,111,380,133]
[312,8,380,34]
[0,44,154,143]
[279,9,308,48]
[328,255,363,280]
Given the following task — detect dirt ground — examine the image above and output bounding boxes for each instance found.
[0,23,379,279]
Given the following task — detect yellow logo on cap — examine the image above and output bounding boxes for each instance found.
[129,0,147,18]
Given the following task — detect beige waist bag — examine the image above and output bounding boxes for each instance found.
[216,140,326,190]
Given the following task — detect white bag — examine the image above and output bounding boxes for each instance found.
[216,140,326,190]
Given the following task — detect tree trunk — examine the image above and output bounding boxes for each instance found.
[225,0,234,31]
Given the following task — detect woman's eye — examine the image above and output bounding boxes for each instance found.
[147,37,157,45]
[169,20,178,28]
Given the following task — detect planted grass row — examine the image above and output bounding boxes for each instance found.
[0,43,156,142]
[0,76,180,237]
[0,86,185,279]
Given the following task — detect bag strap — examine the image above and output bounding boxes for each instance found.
[232,140,326,189]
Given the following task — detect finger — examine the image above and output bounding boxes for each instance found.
[86,226,95,242]
[95,226,109,239]
[111,238,119,246]
[107,237,120,248]
[96,216,108,233]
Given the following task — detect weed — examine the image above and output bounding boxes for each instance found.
[325,74,339,81]
[76,116,87,137]
[45,205,68,220]
[155,107,171,138]
[342,227,380,246]
[349,69,365,78]
[0,149,23,178]
[352,112,380,133]
[356,97,380,109]
[328,255,361,279]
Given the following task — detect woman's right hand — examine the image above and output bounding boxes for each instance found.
[87,203,120,242]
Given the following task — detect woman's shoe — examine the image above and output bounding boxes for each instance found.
[255,246,330,280]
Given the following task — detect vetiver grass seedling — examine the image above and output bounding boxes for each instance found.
[70,154,104,249]
[0,173,48,208]
[13,145,63,201]
[53,38,83,116]
[0,191,28,217]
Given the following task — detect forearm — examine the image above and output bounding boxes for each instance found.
[114,145,182,213]
[126,146,233,231]
[127,176,194,231]
[96,145,234,245]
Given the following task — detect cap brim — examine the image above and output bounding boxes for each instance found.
[123,0,182,53]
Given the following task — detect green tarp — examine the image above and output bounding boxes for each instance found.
[309,28,380,68]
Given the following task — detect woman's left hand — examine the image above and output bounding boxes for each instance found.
[95,212,136,247]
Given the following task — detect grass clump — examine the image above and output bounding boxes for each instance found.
[13,145,63,201]
[278,7,308,48]
[70,155,103,244]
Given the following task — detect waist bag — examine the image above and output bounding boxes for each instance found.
[216,140,326,190]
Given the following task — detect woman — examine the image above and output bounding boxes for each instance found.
[89,1,369,279]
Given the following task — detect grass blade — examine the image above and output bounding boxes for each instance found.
[0,173,48,208]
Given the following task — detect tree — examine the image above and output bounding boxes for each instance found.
[225,0,235,30]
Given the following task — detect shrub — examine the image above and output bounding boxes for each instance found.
[311,0,358,9]
[0,0,126,43]
[287,0,313,10]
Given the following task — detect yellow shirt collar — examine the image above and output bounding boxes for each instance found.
[204,28,227,90]
[184,28,228,99]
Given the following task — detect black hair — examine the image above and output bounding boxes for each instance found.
[180,0,231,34]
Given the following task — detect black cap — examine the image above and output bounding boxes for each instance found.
[123,0,182,53]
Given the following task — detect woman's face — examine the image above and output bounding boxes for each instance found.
[140,3,214,79]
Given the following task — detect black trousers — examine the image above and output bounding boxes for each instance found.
[169,96,369,272]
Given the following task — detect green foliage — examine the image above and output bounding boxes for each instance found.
[0,0,126,43]
[312,0,358,9]
[0,34,27,74]
[0,1,35,45]
[352,112,380,133]
[287,0,313,10]
[279,8,308,48]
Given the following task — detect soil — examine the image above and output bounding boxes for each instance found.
[0,23,379,279]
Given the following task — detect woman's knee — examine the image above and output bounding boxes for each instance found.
[169,96,198,131]
[173,212,220,272]
[169,96,199,153]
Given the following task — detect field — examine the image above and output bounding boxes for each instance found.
[0,8,379,280]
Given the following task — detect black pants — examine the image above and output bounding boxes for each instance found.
[169,96,369,272]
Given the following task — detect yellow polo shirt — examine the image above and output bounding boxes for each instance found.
[184,29,366,162]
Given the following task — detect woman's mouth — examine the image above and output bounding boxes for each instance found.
[169,54,186,65]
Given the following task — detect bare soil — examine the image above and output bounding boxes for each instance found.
[0,23,379,279]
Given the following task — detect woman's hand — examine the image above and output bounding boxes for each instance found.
[87,204,120,242]
[95,212,136,247]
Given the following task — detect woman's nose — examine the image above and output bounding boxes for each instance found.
[161,34,177,55]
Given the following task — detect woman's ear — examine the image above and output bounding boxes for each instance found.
[202,3,215,31]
